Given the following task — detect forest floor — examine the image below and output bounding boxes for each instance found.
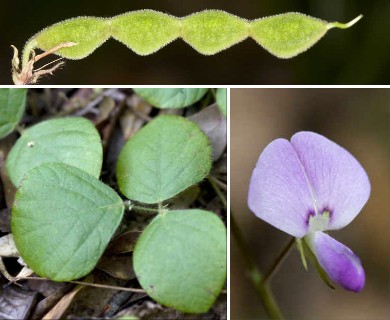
[0,88,227,319]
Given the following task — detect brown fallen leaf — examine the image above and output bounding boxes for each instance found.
[0,234,19,257]
[121,95,152,140]
[0,234,33,282]
[99,286,146,318]
[97,255,135,280]
[55,88,95,117]
[107,231,141,254]
[168,185,201,210]
[96,96,116,126]
[29,282,72,320]
[42,283,85,319]
[0,281,38,320]
[0,209,11,233]
[188,104,227,161]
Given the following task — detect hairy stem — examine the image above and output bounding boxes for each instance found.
[231,212,283,319]
[131,205,160,213]
[124,200,159,214]
[22,39,37,68]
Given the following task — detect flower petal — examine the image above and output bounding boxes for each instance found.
[248,139,315,237]
[290,132,370,230]
[307,231,365,292]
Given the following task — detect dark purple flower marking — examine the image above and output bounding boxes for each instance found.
[248,131,370,292]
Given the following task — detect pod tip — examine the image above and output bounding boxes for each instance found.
[327,14,363,30]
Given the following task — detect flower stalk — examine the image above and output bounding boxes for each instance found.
[262,237,295,285]
[231,212,283,320]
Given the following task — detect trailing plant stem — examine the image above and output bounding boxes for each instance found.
[231,212,283,319]
[17,276,146,293]
[133,206,159,213]
[124,200,159,213]
[130,205,159,214]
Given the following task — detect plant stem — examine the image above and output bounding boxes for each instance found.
[124,201,159,214]
[231,212,283,320]
[208,176,227,209]
[131,205,159,213]
[16,276,228,295]
[212,176,227,191]
[262,237,295,284]
[17,276,146,293]
[21,39,37,68]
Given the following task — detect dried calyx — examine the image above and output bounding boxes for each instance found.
[11,42,76,85]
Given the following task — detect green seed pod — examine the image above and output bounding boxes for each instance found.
[15,10,362,84]
[250,12,327,59]
[111,10,181,55]
[181,10,249,55]
[26,17,110,61]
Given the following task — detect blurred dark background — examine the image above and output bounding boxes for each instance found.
[1,0,389,84]
[231,89,390,319]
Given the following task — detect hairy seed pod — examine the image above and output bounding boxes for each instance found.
[110,10,181,55]
[25,17,110,62]
[20,10,362,68]
[181,10,249,55]
[250,13,327,58]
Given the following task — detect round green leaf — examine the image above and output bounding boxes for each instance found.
[12,163,124,281]
[117,115,212,204]
[6,117,102,187]
[216,88,227,117]
[133,88,208,109]
[0,88,27,138]
[134,210,227,313]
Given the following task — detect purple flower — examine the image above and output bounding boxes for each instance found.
[248,132,370,292]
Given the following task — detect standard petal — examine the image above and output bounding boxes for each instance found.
[248,138,315,238]
[291,132,370,230]
[307,231,365,292]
